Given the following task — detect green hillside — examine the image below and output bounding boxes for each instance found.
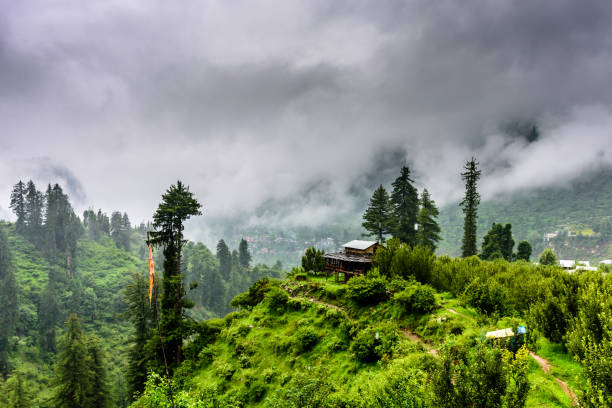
[438,168,612,261]
[129,245,611,408]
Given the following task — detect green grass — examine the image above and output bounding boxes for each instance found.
[535,338,584,394]
[526,359,573,408]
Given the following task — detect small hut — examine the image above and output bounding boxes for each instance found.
[324,240,378,282]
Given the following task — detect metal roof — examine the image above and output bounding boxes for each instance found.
[342,240,377,250]
[324,252,373,263]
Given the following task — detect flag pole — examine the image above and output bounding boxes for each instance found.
[147,232,175,408]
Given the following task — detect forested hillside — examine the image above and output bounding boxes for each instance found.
[130,242,611,408]
[438,168,612,261]
[0,181,284,407]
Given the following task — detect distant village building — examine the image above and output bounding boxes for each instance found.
[324,240,378,282]
[559,260,576,270]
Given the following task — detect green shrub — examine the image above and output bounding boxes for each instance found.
[266,287,289,314]
[214,362,236,380]
[346,272,387,305]
[394,282,436,314]
[389,244,435,283]
[294,327,320,354]
[351,324,398,363]
[231,278,271,309]
[463,277,508,315]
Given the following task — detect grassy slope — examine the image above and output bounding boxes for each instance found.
[184,275,581,407]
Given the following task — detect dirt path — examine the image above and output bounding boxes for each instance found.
[402,328,439,356]
[529,351,578,406]
[446,308,471,319]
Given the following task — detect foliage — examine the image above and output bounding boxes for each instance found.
[416,189,441,252]
[51,314,110,408]
[149,180,202,369]
[231,278,271,309]
[301,246,325,274]
[516,241,532,261]
[389,244,434,283]
[345,272,387,305]
[538,248,558,266]
[566,275,612,407]
[460,157,481,257]
[238,238,252,268]
[294,327,320,354]
[265,287,289,314]
[393,282,436,314]
[351,324,398,363]
[390,166,419,246]
[362,185,395,244]
[463,277,508,315]
[0,226,18,377]
[481,223,514,261]
[431,343,530,408]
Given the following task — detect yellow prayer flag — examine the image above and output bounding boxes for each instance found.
[148,244,155,303]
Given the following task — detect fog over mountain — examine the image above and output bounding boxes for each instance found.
[1,0,612,244]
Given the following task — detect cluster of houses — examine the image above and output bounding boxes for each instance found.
[559,259,611,272]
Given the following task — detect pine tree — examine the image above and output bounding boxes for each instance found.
[110,212,123,247]
[302,247,325,274]
[390,166,419,245]
[85,335,110,408]
[460,158,481,257]
[9,181,26,234]
[362,185,394,244]
[39,268,59,353]
[121,213,131,251]
[149,181,202,368]
[24,180,44,242]
[516,241,532,261]
[97,210,110,236]
[416,189,441,251]
[123,273,154,399]
[216,240,231,280]
[6,372,32,408]
[238,239,252,268]
[0,227,18,378]
[51,314,92,408]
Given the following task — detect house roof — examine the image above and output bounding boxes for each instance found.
[486,326,526,339]
[324,252,373,263]
[559,260,576,268]
[342,240,377,250]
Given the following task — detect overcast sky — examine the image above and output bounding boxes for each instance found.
[1,0,612,240]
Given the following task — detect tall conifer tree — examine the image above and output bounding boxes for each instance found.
[0,227,18,377]
[39,268,59,353]
[390,166,419,245]
[416,189,441,251]
[238,238,252,268]
[51,314,92,408]
[216,240,231,280]
[362,185,394,244]
[124,273,154,399]
[9,181,26,234]
[460,158,481,257]
[149,181,202,368]
[24,180,44,242]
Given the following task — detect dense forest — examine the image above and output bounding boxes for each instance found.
[0,180,283,406]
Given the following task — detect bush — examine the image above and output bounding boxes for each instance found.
[389,244,435,283]
[231,278,271,309]
[265,287,289,314]
[351,324,398,363]
[346,272,387,305]
[294,327,320,354]
[463,277,509,315]
[394,282,436,314]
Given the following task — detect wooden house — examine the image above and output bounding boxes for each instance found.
[324,240,379,282]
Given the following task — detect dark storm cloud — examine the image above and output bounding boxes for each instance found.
[1,0,611,244]
[31,158,87,205]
